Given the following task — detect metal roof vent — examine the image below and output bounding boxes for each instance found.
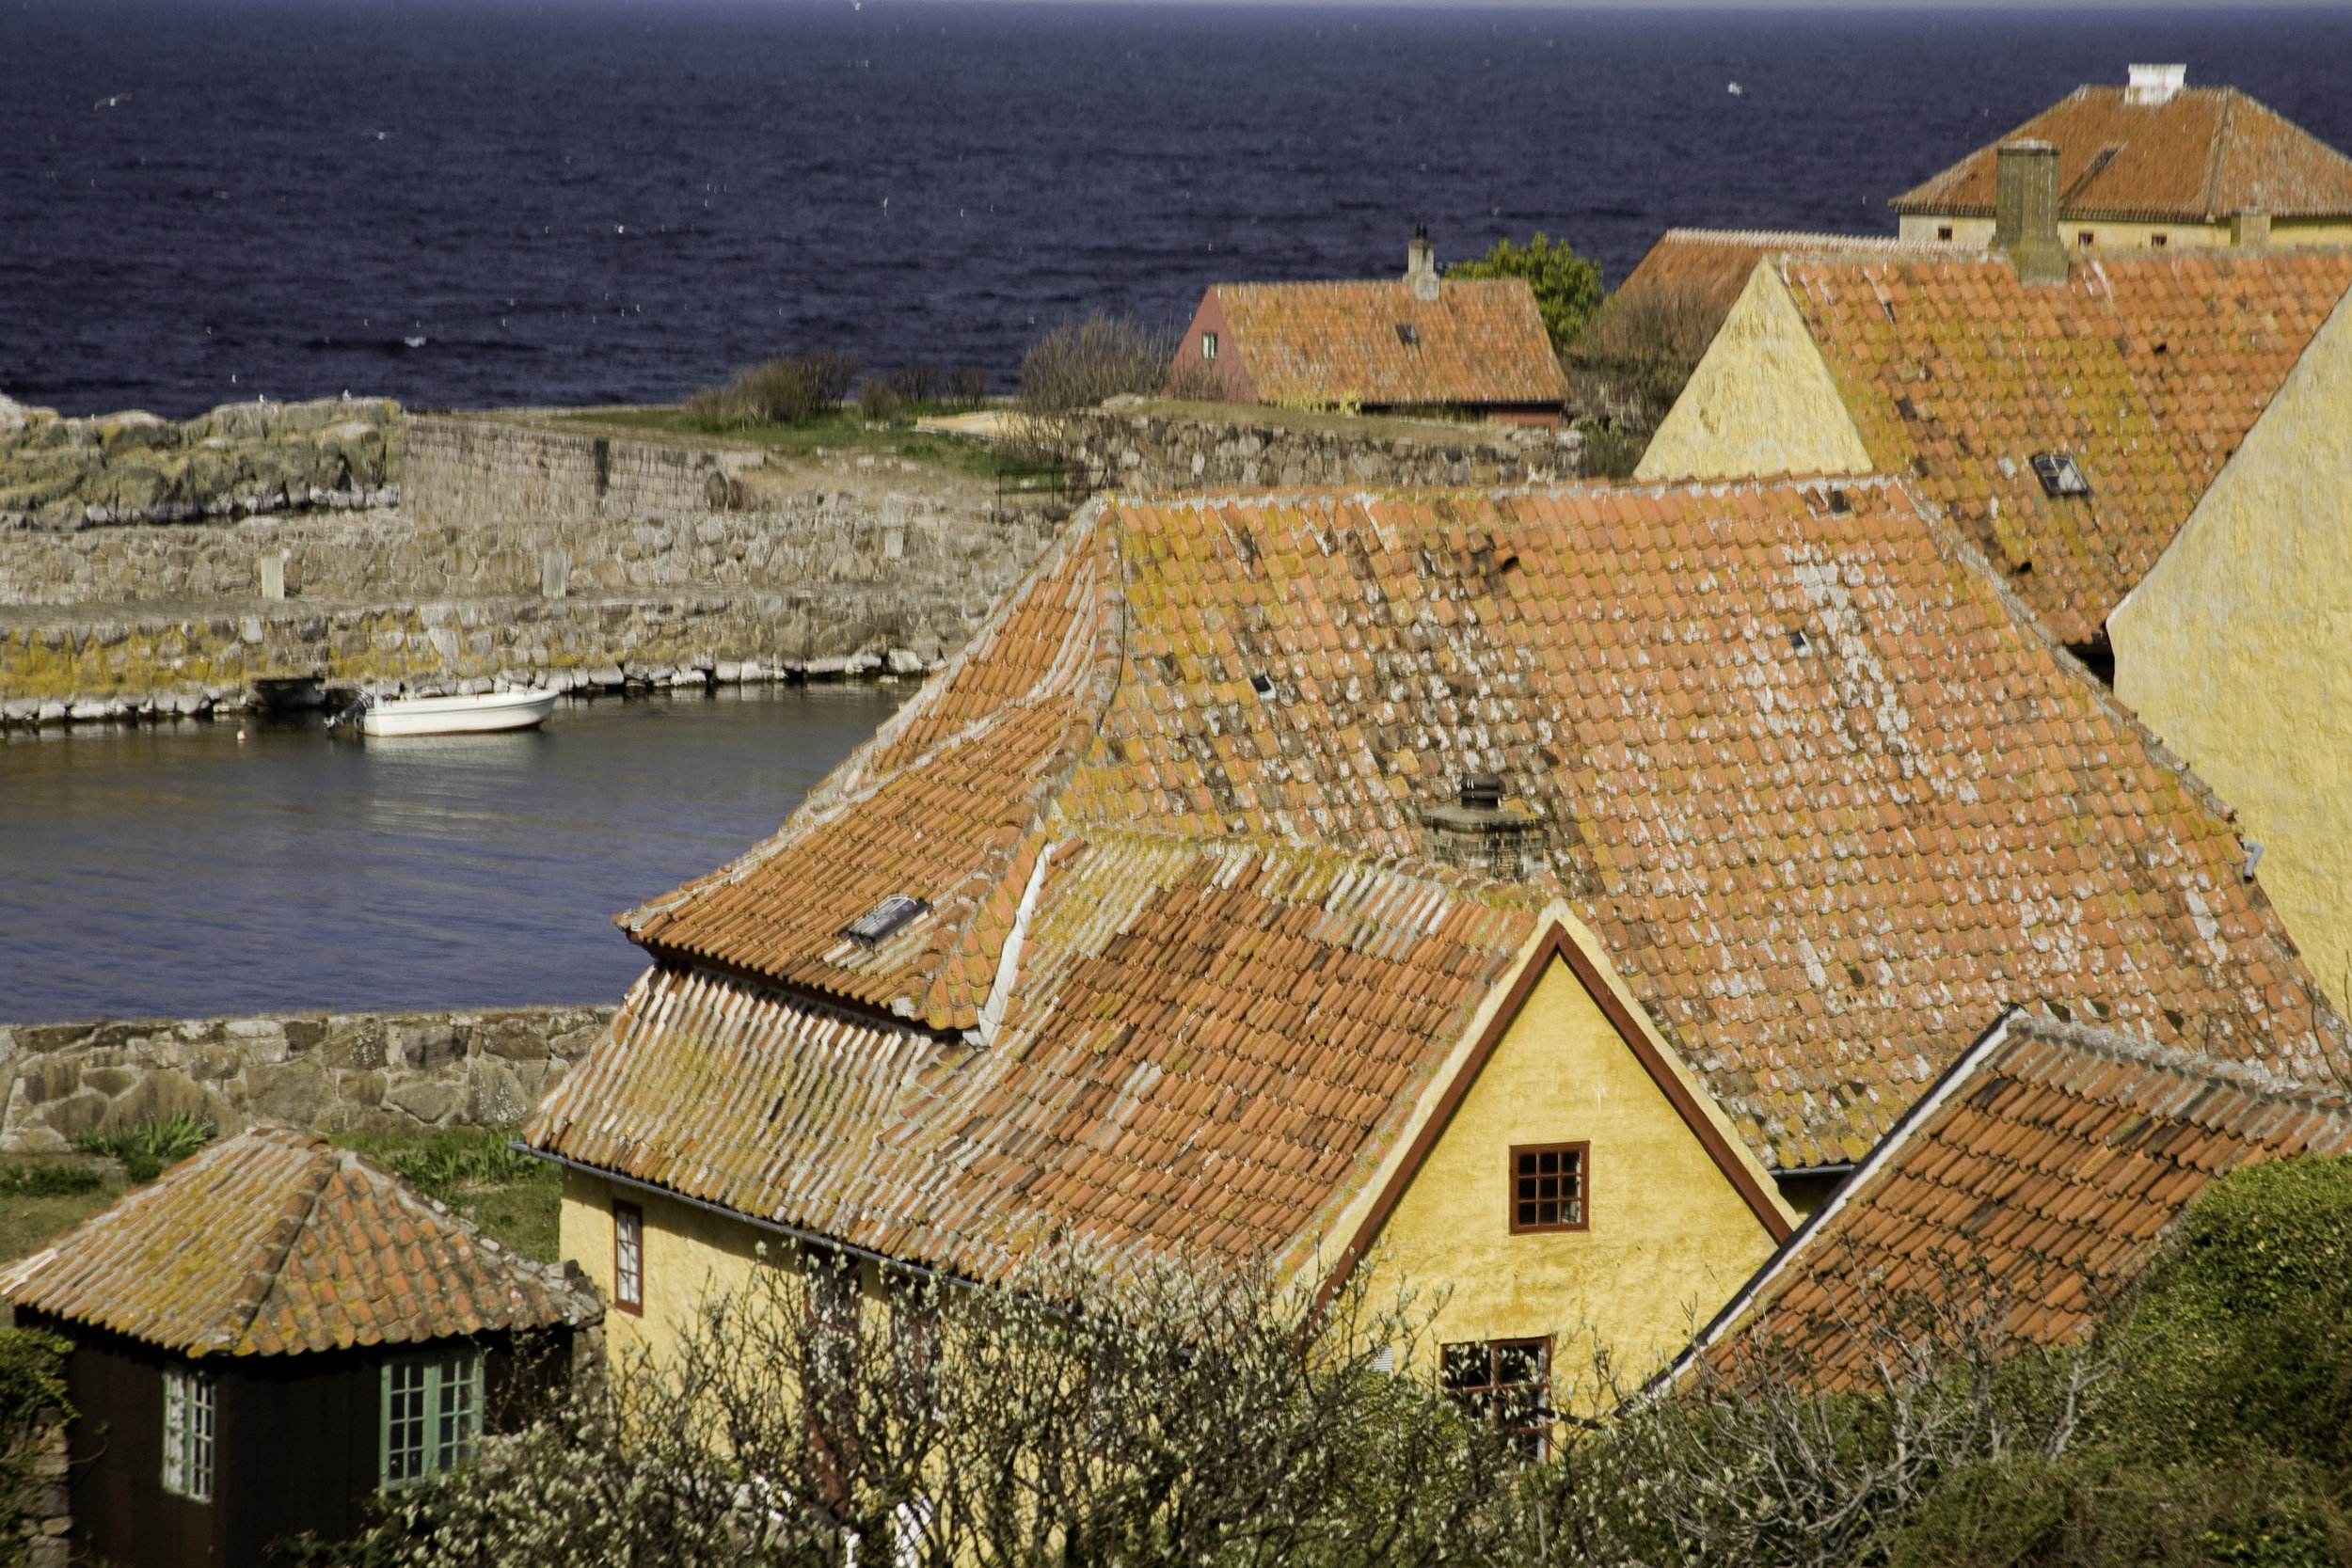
[842,894,930,948]
[2126,63,2186,105]
[1459,772,1504,810]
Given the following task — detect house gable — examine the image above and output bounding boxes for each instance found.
[1327,915,1792,1385]
[2110,286,2352,1001]
[1634,262,1872,483]
[1169,290,1254,404]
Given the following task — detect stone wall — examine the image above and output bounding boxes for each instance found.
[1059,400,1583,495]
[0,1006,617,1152]
[0,411,1059,714]
[0,393,401,531]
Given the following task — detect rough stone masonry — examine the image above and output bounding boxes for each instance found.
[0,1006,617,1152]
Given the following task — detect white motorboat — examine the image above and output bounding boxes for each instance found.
[347,689,559,737]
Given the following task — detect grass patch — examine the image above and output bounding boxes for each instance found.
[329,1125,562,1263]
[537,405,1065,490]
[0,1155,124,1264]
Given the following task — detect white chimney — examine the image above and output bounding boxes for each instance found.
[1405,225,1440,303]
[2126,64,2186,104]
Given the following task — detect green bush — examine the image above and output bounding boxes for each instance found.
[685,348,862,428]
[0,1162,103,1198]
[72,1110,212,1183]
[1448,232,1604,352]
[379,1125,544,1198]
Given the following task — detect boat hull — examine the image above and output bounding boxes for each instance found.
[358,690,558,736]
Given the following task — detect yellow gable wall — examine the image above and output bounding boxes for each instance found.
[561,1165,775,1367]
[2108,292,2352,1006]
[1634,262,1876,483]
[1367,954,1784,1397]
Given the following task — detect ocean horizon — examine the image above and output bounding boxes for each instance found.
[6,2,2349,419]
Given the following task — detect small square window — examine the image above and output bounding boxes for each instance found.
[1441,1338,1551,1459]
[614,1200,644,1315]
[1200,331,1218,361]
[2078,230,2097,247]
[381,1349,482,1489]
[2029,451,2091,498]
[2150,233,2168,248]
[1508,1142,1588,1232]
[162,1364,215,1503]
[1936,224,1954,241]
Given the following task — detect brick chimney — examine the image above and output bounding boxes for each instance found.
[1405,225,1440,302]
[1992,141,2069,286]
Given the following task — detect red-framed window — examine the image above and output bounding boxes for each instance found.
[1508,1142,1588,1233]
[613,1200,644,1315]
[1441,1338,1552,1460]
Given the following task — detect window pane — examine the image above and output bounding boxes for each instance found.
[162,1370,186,1497]
[432,1353,481,1474]
[614,1203,644,1309]
[187,1375,215,1504]
[1439,1341,1487,1391]
[1494,1341,1546,1386]
[385,1360,428,1484]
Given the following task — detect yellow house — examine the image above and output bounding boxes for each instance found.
[525,475,2343,1433]
[1634,182,2352,993]
[1890,65,2352,253]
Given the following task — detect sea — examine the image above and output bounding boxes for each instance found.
[7,1,2352,420]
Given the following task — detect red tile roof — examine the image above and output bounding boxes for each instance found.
[1613,229,1964,350]
[1210,280,1567,408]
[1892,87,2352,222]
[1775,247,2352,643]
[537,839,1543,1283]
[582,476,2343,1231]
[0,1127,599,1357]
[1686,1012,2352,1385]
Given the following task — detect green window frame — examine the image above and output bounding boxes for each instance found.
[161,1363,216,1503]
[380,1348,482,1489]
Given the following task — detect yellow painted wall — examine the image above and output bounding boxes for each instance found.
[1367,955,1786,1402]
[560,1166,774,1368]
[2109,293,2352,1008]
[1634,263,1876,483]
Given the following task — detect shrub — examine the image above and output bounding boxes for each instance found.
[0,1161,103,1198]
[0,1327,72,1568]
[1572,416,1645,481]
[686,348,861,428]
[1016,311,1176,418]
[384,1126,543,1197]
[73,1110,211,1183]
[1448,232,1605,352]
[884,363,942,405]
[856,373,904,423]
[947,365,990,406]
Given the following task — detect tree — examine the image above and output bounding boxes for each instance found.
[1447,235,1603,353]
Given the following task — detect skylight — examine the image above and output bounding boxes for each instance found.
[1395,324,1420,346]
[841,895,930,948]
[2030,452,2091,498]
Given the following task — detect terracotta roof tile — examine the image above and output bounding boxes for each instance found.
[1613,229,1969,352]
[1695,1015,2352,1384]
[1893,86,2352,222]
[1213,280,1566,407]
[0,1128,599,1357]
[1780,247,2352,642]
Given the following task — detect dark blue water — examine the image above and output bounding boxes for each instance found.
[0,687,901,1021]
[8,2,2350,420]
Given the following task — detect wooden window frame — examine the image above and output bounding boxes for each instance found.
[1200,331,1218,362]
[613,1199,644,1316]
[379,1347,483,1490]
[1440,1337,1552,1460]
[1507,1141,1588,1234]
[161,1363,215,1503]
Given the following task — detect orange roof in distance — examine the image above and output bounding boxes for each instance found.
[1213,279,1566,407]
[1781,247,2352,644]
[0,1126,599,1357]
[1690,1013,2352,1387]
[1613,229,1965,350]
[1892,85,2352,222]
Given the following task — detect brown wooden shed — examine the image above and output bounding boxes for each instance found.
[0,1127,601,1567]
